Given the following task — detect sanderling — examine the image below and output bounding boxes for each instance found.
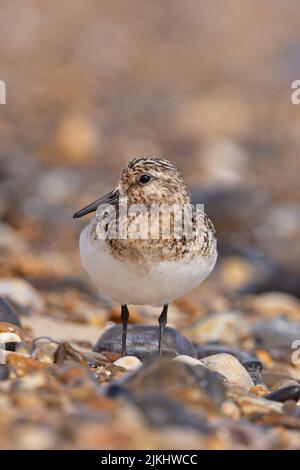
[73,157,217,356]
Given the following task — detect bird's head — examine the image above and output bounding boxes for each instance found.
[73,156,190,219]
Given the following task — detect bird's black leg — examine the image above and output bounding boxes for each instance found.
[121,304,129,357]
[158,304,168,355]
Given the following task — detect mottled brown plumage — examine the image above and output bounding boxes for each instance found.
[120,157,191,205]
[92,157,216,265]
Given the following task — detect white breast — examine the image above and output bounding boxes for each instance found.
[79,223,217,306]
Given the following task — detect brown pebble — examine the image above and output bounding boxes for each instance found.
[7,353,52,377]
[250,384,269,398]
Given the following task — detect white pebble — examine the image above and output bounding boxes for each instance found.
[201,353,254,390]
[114,356,142,371]
[172,355,203,366]
[0,332,22,343]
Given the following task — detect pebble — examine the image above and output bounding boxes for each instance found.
[7,353,50,377]
[256,411,300,430]
[282,401,300,416]
[271,379,300,391]
[31,337,60,364]
[201,353,254,391]
[172,355,204,366]
[186,311,250,345]
[236,395,283,416]
[253,317,300,349]
[133,392,211,432]
[250,384,269,398]
[0,297,22,327]
[12,371,49,391]
[120,358,225,408]
[0,364,9,381]
[0,279,43,313]
[55,344,106,372]
[113,356,142,371]
[93,325,197,359]
[55,342,88,366]
[265,385,300,403]
[0,322,24,352]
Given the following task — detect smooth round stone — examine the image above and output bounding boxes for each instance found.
[113,356,142,371]
[265,385,300,403]
[93,325,197,359]
[133,392,211,432]
[118,358,225,407]
[196,344,264,384]
[0,297,22,327]
[172,355,203,366]
[201,353,254,391]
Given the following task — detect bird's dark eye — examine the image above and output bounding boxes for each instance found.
[138,174,151,185]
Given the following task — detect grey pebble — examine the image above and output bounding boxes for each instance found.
[0,297,22,327]
[93,325,197,359]
[0,364,9,381]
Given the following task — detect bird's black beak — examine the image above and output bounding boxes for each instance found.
[73,188,120,218]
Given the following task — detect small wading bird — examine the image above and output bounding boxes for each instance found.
[73,157,217,356]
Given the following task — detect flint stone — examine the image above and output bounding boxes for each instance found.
[93,325,197,359]
[109,358,225,408]
[133,392,211,432]
[265,385,300,403]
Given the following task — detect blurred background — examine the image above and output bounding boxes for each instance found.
[1,0,299,281]
[0,0,300,449]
